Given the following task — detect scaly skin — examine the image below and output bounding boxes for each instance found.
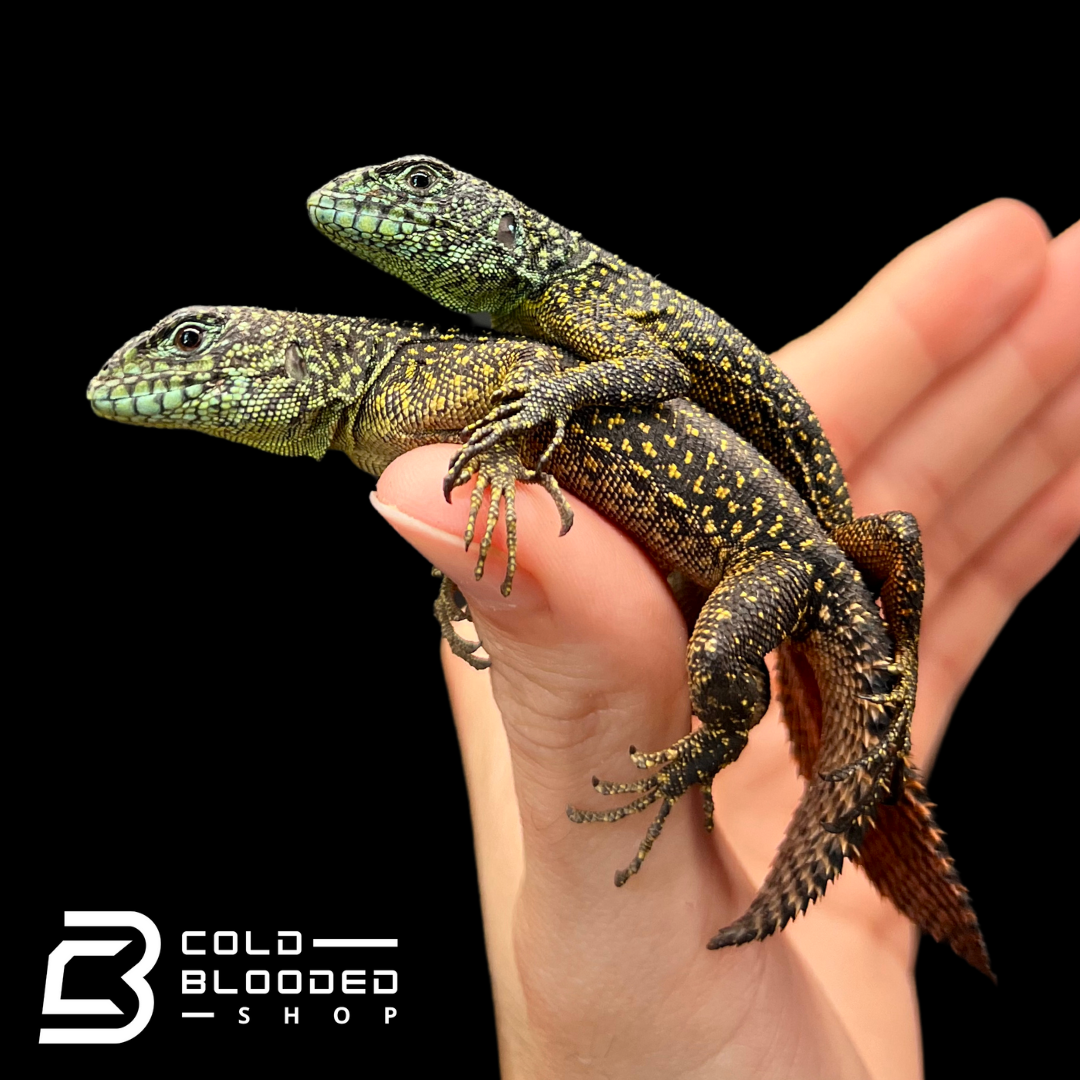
[87,305,990,973]
[307,156,924,826]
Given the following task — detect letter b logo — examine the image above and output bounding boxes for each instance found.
[40,911,161,1044]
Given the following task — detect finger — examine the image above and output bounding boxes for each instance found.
[914,461,1080,767]
[925,370,1080,597]
[776,199,1049,468]
[371,445,715,909]
[439,645,527,1013]
[856,218,1080,523]
[374,444,911,1078]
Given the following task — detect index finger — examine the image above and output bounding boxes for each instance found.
[776,199,1049,466]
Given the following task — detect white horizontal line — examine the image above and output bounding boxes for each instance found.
[181,1012,215,1019]
[312,938,398,948]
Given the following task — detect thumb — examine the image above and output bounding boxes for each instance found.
[371,444,874,1079]
[371,444,761,941]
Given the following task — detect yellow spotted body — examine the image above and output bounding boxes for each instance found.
[89,305,990,973]
[309,157,925,824]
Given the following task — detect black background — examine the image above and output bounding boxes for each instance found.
[19,22,1074,1077]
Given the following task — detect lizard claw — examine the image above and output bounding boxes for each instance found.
[568,728,739,883]
[432,570,490,669]
[444,441,574,597]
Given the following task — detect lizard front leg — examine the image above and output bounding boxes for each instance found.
[446,295,698,488]
[432,569,489,670]
[444,440,574,597]
[445,353,692,496]
[431,438,577,668]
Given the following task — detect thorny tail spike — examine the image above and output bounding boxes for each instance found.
[775,642,990,974]
[709,777,862,949]
[855,770,993,979]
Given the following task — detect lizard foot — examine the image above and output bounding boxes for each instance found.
[444,442,573,597]
[821,752,905,834]
[432,569,490,670]
[821,653,916,784]
[818,644,915,831]
[567,730,733,886]
[442,366,591,500]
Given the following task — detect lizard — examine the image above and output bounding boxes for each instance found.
[88,304,990,974]
[302,157,959,951]
[305,156,924,809]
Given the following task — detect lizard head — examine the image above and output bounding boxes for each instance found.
[88,306,374,458]
[308,156,580,315]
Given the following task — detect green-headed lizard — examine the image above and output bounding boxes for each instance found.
[87,305,989,972]
[306,157,924,802]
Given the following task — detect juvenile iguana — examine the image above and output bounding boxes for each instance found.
[87,305,989,972]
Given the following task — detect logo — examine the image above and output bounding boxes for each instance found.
[40,911,161,1045]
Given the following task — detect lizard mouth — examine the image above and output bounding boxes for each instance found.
[88,367,211,422]
[307,190,433,247]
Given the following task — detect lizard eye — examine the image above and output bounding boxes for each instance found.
[407,169,432,190]
[174,327,203,351]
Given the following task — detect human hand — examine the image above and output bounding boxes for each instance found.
[373,202,1079,1079]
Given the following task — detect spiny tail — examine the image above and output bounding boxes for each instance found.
[708,641,992,977]
[708,641,870,947]
[708,773,863,948]
[855,769,992,978]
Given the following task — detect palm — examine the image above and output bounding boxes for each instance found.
[374,201,1079,1080]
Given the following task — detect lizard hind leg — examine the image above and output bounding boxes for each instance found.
[567,732,727,888]
[566,781,673,888]
[567,555,813,888]
[824,513,923,783]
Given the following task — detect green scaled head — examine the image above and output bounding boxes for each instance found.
[88,306,372,458]
[308,156,580,315]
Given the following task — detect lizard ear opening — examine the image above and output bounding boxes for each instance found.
[496,213,516,251]
[285,343,309,382]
